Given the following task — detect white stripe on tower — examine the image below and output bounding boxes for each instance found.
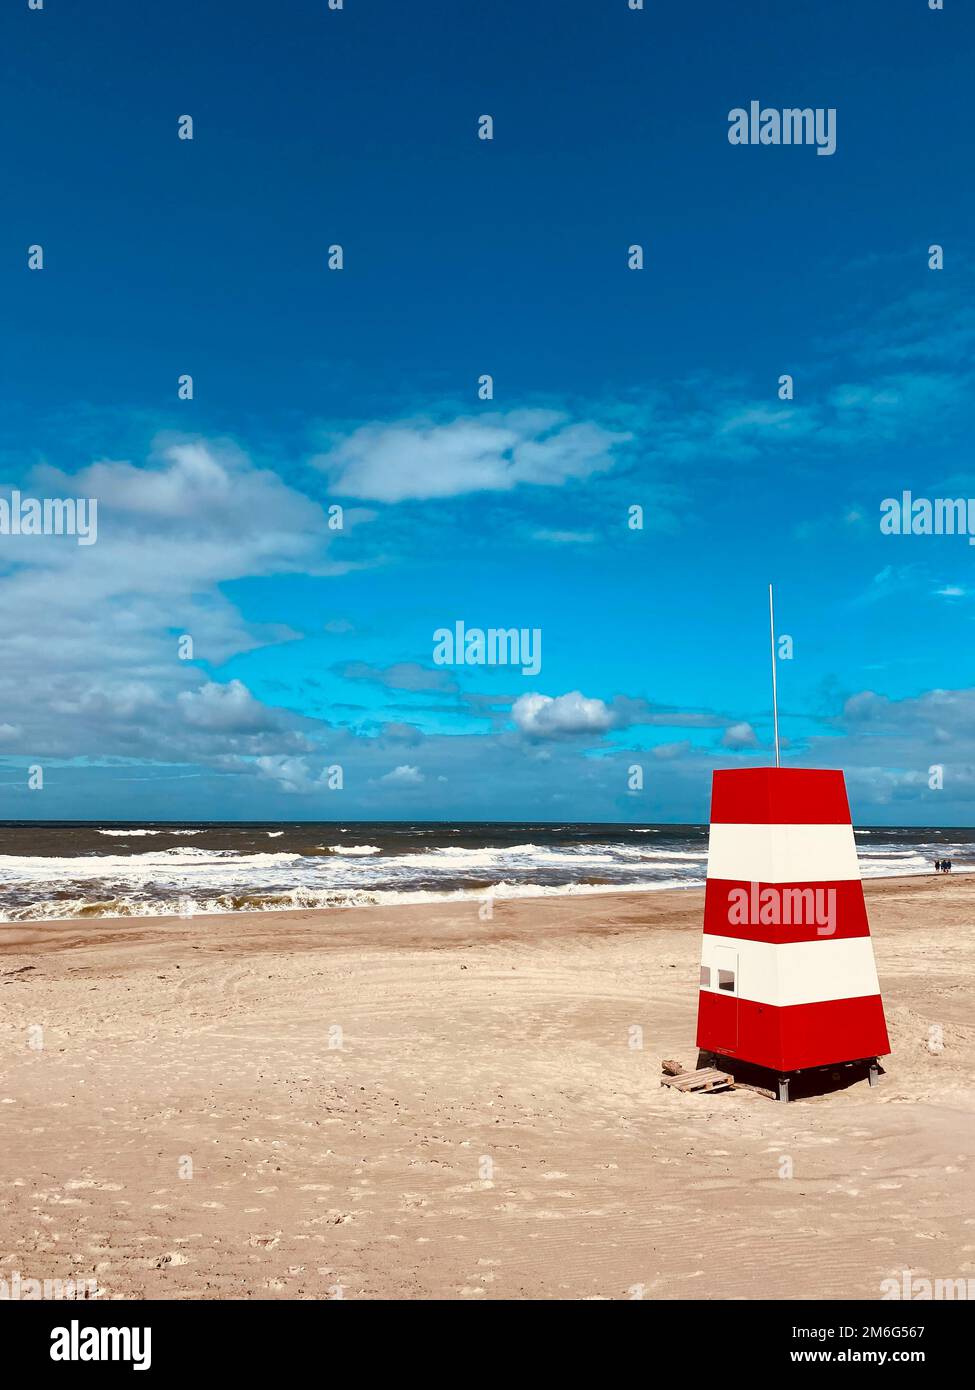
[706,822,860,883]
[700,935,881,1008]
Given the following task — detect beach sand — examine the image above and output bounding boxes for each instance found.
[1,875,973,1301]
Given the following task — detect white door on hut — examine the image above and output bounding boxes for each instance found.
[712,944,739,1050]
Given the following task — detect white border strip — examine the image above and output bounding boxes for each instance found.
[707,822,860,884]
[700,932,881,1007]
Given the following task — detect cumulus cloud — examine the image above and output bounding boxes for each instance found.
[380,764,424,785]
[313,410,631,503]
[792,684,975,812]
[721,721,759,749]
[178,680,279,734]
[512,691,617,738]
[254,755,317,795]
[652,740,691,759]
[841,686,967,741]
[0,437,348,767]
[379,722,424,744]
[511,691,729,740]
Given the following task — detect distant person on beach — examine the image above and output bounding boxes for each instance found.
[946,858,953,874]
[935,859,942,873]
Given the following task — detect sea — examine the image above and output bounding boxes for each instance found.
[0,821,971,923]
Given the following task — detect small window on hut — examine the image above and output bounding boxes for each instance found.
[718,967,735,993]
[699,965,711,988]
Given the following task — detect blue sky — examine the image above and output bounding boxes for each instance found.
[1,0,974,823]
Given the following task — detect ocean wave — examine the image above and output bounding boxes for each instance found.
[96,828,204,836]
[0,877,694,923]
[97,828,162,837]
[371,842,708,870]
[2,824,970,925]
[1,860,966,924]
[0,848,303,879]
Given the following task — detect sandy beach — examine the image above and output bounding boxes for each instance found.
[1,875,973,1301]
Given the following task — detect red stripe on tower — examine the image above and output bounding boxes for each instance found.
[696,767,890,1075]
[703,878,870,944]
[709,767,853,825]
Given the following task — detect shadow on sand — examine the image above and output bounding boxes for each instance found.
[696,1051,885,1102]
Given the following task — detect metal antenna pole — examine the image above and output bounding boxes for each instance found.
[769,583,780,769]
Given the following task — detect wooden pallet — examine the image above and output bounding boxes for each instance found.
[660,1065,734,1094]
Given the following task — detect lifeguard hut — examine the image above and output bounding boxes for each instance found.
[696,589,890,1101]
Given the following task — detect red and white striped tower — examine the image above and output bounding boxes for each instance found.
[696,767,890,1092]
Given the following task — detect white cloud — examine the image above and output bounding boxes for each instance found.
[380,764,424,785]
[254,755,316,794]
[512,691,617,738]
[652,740,691,759]
[509,691,730,741]
[0,438,347,765]
[721,721,758,749]
[178,680,278,734]
[314,410,631,503]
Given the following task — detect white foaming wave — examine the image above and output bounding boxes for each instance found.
[0,876,696,923]
[380,842,708,871]
[0,847,303,882]
[471,877,695,899]
[859,855,962,878]
[98,828,162,837]
[859,847,923,858]
[600,845,707,861]
[4,830,967,925]
[382,843,643,870]
[97,828,204,836]
[365,844,544,870]
[416,842,541,857]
